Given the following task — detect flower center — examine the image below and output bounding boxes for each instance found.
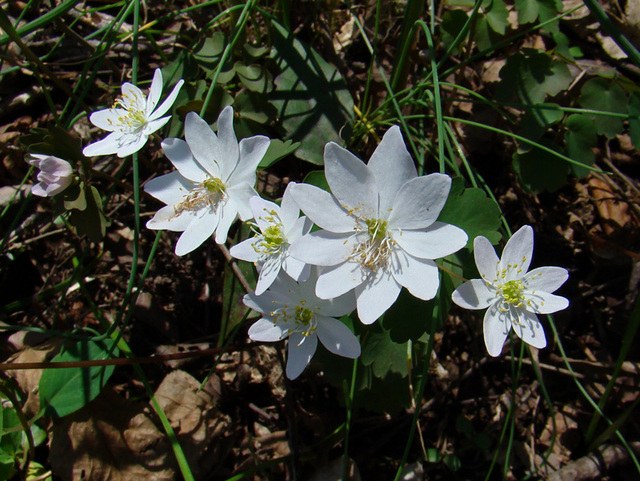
[110,92,147,132]
[350,217,395,272]
[173,176,227,217]
[252,209,287,256]
[270,302,318,341]
[499,279,525,306]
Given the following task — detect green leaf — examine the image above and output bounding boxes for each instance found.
[193,32,225,70]
[440,9,469,55]
[234,62,273,93]
[360,323,409,378]
[259,139,300,169]
[628,92,640,150]
[234,90,278,126]
[578,77,627,139]
[512,143,569,192]
[66,185,110,242]
[498,50,572,105]
[472,16,502,52]
[565,114,597,177]
[39,339,117,418]
[514,0,561,33]
[270,20,354,165]
[484,0,509,35]
[437,177,502,248]
[520,103,564,141]
[383,290,438,343]
[302,170,330,192]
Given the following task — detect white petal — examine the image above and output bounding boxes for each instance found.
[391,249,441,300]
[525,291,569,314]
[512,308,546,350]
[286,332,318,379]
[146,69,163,114]
[483,303,510,357]
[388,173,451,230]
[31,184,47,197]
[83,133,120,157]
[316,289,356,318]
[289,183,354,232]
[324,142,377,217]
[289,230,355,266]
[393,222,467,260]
[368,126,417,212]
[229,135,270,185]
[316,316,361,358]
[226,183,257,221]
[149,78,184,120]
[144,171,196,205]
[315,261,364,299]
[474,236,500,283]
[144,116,171,137]
[214,203,239,244]
[89,109,118,131]
[161,138,208,182]
[250,195,280,232]
[500,225,534,281]
[452,279,494,310]
[116,134,148,157]
[175,212,218,255]
[120,83,145,110]
[282,256,310,282]
[523,266,569,293]
[146,205,195,232]
[184,112,222,175]
[229,237,261,263]
[279,184,301,230]
[215,106,240,179]
[355,269,401,324]
[248,318,285,342]
[255,255,282,295]
[285,215,312,244]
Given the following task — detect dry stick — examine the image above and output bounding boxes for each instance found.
[0,344,247,371]
[548,442,640,481]
[218,243,253,294]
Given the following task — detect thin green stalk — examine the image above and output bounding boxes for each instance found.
[548,315,640,473]
[0,0,82,47]
[586,294,640,443]
[443,116,607,173]
[342,357,358,481]
[200,0,256,116]
[583,0,640,68]
[390,0,425,93]
[393,334,435,481]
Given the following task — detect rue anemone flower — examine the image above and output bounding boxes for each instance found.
[229,183,312,295]
[25,154,73,197]
[289,126,468,324]
[451,225,569,357]
[244,267,360,380]
[83,69,184,157]
[144,107,270,255]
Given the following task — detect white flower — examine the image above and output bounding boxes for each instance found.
[144,107,270,255]
[229,184,312,295]
[25,154,73,197]
[244,267,360,380]
[451,225,569,357]
[289,126,468,325]
[83,69,184,157]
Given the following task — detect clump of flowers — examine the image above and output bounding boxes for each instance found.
[230,183,312,295]
[25,154,74,197]
[289,126,468,324]
[144,106,270,255]
[83,69,184,158]
[244,267,360,379]
[452,225,569,356]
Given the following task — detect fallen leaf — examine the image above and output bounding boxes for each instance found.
[49,388,175,481]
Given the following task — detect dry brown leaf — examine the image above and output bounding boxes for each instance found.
[153,370,233,478]
[49,388,175,481]
[587,176,632,235]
